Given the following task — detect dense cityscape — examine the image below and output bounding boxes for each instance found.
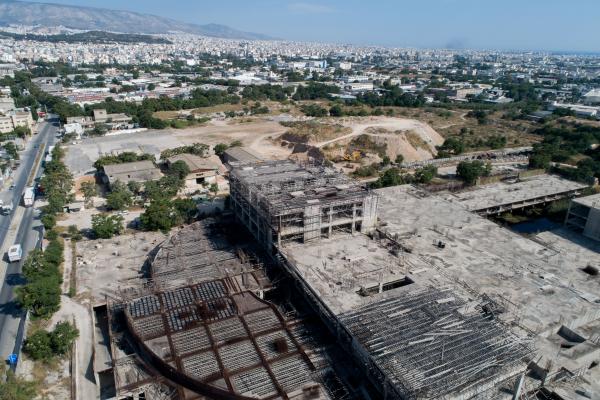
[0,2,598,400]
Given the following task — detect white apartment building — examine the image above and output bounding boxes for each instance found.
[0,110,34,134]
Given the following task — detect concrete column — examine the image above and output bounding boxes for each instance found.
[328,207,333,238]
[351,204,357,234]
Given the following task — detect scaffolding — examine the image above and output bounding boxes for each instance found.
[105,220,348,400]
[229,160,378,248]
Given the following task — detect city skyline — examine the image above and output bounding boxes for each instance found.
[16,0,600,53]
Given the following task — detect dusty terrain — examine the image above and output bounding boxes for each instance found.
[64,118,292,177]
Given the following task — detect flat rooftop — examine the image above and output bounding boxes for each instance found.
[572,192,600,209]
[451,174,587,212]
[281,184,600,397]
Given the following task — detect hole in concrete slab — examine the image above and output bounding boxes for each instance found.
[582,265,599,276]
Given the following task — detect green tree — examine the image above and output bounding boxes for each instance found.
[3,142,19,160]
[173,198,197,224]
[50,321,79,356]
[23,330,53,361]
[92,214,124,239]
[374,168,407,188]
[80,181,97,207]
[140,199,179,231]
[381,155,391,166]
[214,143,228,156]
[209,183,219,195]
[147,83,156,91]
[456,160,490,185]
[17,277,61,319]
[395,154,404,165]
[167,160,190,180]
[414,165,437,184]
[106,181,133,211]
[90,123,108,136]
[127,181,142,196]
[329,104,344,117]
[40,213,56,230]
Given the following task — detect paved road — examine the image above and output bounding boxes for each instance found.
[0,118,58,364]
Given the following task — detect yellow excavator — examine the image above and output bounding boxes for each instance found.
[343,150,362,162]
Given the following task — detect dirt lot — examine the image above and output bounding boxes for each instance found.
[392,107,540,149]
[279,116,445,163]
[64,118,292,177]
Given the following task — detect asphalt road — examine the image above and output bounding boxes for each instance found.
[0,118,58,365]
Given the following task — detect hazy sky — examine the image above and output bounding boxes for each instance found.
[21,0,600,52]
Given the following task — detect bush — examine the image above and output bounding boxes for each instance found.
[106,181,133,211]
[91,214,124,239]
[299,104,328,117]
[41,213,56,230]
[67,225,82,241]
[23,330,53,361]
[414,165,438,183]
[23,321,79,361]
[456,160,491,185]
[140,199,179,232]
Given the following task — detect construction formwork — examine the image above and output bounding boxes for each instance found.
[105,220,348,400]
[229,160,378,248]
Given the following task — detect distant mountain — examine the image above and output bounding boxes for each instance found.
[0,30,173,44]
[0,0,274,40]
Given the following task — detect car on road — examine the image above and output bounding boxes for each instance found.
[8,185,14,190]
[7,244,22,263]
[1,201,13,214]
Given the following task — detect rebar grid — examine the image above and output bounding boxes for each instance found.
[340,287,532,399]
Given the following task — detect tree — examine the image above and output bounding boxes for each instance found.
[414,165,437,184]
[167,160,190,180]
[456,160,490,185]
[374,168,407,188]
[92,214,124,239]
[140,199,179,232]
[209,183,219,195]
[172,198,197,224]
[23,330,53,361]
[3,142,19,160]
[17,277,61,319]
[214,143,228,156]
[381,155,391,166]
[147,83,156,91]
[80,181,97,207]
[90,123,108,136]
[105,181,132,211]
[23,321,78,361]
[329,104,344,117]
[395,154,404,165]
[40,213,56,230]
[50,321,79,356]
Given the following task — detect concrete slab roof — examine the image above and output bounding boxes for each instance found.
[451,174,587,211]
[572,192,600,209]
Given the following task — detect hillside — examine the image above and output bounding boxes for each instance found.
[0,0,273,40]
[0,30,172,44]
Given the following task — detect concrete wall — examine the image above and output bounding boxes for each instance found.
[583,207,600,241]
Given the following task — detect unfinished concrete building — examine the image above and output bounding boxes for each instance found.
[102,220,351,400]
[565,192,600,241]
[229,160,378,248]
